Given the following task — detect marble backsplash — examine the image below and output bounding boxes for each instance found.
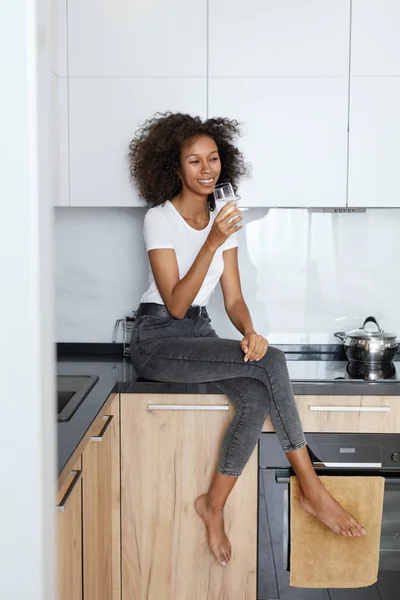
[55,207,400,343]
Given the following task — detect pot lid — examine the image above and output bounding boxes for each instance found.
[346,316,397,340]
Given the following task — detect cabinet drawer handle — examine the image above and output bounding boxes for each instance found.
[309,405,391,412]
[314,462,382,468]
[57,470,82,513]
[91,415,113,442]
[148,404,229,411]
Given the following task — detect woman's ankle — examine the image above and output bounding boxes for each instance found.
[298,474,325,500]
[205,493,225,511]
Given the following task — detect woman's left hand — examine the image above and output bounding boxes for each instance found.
[240,332,269,362]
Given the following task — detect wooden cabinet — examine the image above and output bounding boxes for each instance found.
[209,0,350,77]
[120,393,258,600]
[57,394,120,600]
[67,0,207,77]
[59,390,399,598]
[263,395,400,433]
[83,397,120,600]
[68,78,207,207]
[57,457,83,600]
[209,77,348,207]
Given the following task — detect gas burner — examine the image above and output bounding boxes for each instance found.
[345,360,396,381]
[286,359,400,383]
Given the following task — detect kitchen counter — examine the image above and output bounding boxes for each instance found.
[57,349,400,477]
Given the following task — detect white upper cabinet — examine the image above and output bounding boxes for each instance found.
[209,78,348,208]
[209,0,350,76]
[351,0,400,75]
[69,78,207,207]
[348,78,400,207]
[348,1,400,206]
[56,78,69,206]
[50,0,68,77]
[67,0,207,77]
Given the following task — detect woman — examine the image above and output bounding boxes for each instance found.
[128,113,366,568]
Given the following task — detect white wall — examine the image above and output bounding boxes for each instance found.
[0,0,56,598]
[55,207,400,344]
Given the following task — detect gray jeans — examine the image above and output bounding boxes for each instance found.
[130,305,307,477]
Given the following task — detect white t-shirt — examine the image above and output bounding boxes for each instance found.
[141,200,238,306]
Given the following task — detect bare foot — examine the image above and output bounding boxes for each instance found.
[194,494,232,566]
[299,481,367,537]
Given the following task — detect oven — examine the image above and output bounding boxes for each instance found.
[258,433,400,600]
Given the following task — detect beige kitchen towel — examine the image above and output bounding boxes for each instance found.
[289,476,384,588]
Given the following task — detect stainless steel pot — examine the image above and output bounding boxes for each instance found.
[334,316,398,364]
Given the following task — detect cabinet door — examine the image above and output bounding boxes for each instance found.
[263,396,400,433]
[67,0,207,77]
[121,393,257,600]
[57,457,83,600]
[209,0,350,76]
[209,77,348,207]
[351,0,400,76]
[83,397,120,600]
[296,395,400,433]
[69,78,207,207]
[56,77,69,206]
[348,77,400,207]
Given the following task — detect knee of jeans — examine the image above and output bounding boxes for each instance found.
[263,345,286,366]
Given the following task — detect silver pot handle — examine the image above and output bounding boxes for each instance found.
[112,319,124,343]
[362,316,382,332]
[334,331,346,341]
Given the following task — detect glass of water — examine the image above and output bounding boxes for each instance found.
[213,182,241,205]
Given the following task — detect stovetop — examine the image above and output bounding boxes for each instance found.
[287,360,400,383]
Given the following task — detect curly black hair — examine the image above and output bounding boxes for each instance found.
[128,112,250,210]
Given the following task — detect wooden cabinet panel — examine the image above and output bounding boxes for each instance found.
[121,393,257,600]
[209,0,350,76]
[69,78,207,207]
[298,395,400,433]
[209,77,348,207]
[67,0,207,77]
[351,0,400,76]
[57,457,83,600]
[83,396,120,600]
[110,398,121,600]
[348,77,400,207]
[263,395,400,433]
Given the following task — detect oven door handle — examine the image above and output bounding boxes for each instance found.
[283,488,289,572]
[276,474,400,484]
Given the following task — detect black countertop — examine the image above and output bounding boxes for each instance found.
[57,349,400,477]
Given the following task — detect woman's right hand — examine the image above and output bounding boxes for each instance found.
[206,202,243,251]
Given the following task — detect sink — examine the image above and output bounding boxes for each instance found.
[57,375,99,422]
